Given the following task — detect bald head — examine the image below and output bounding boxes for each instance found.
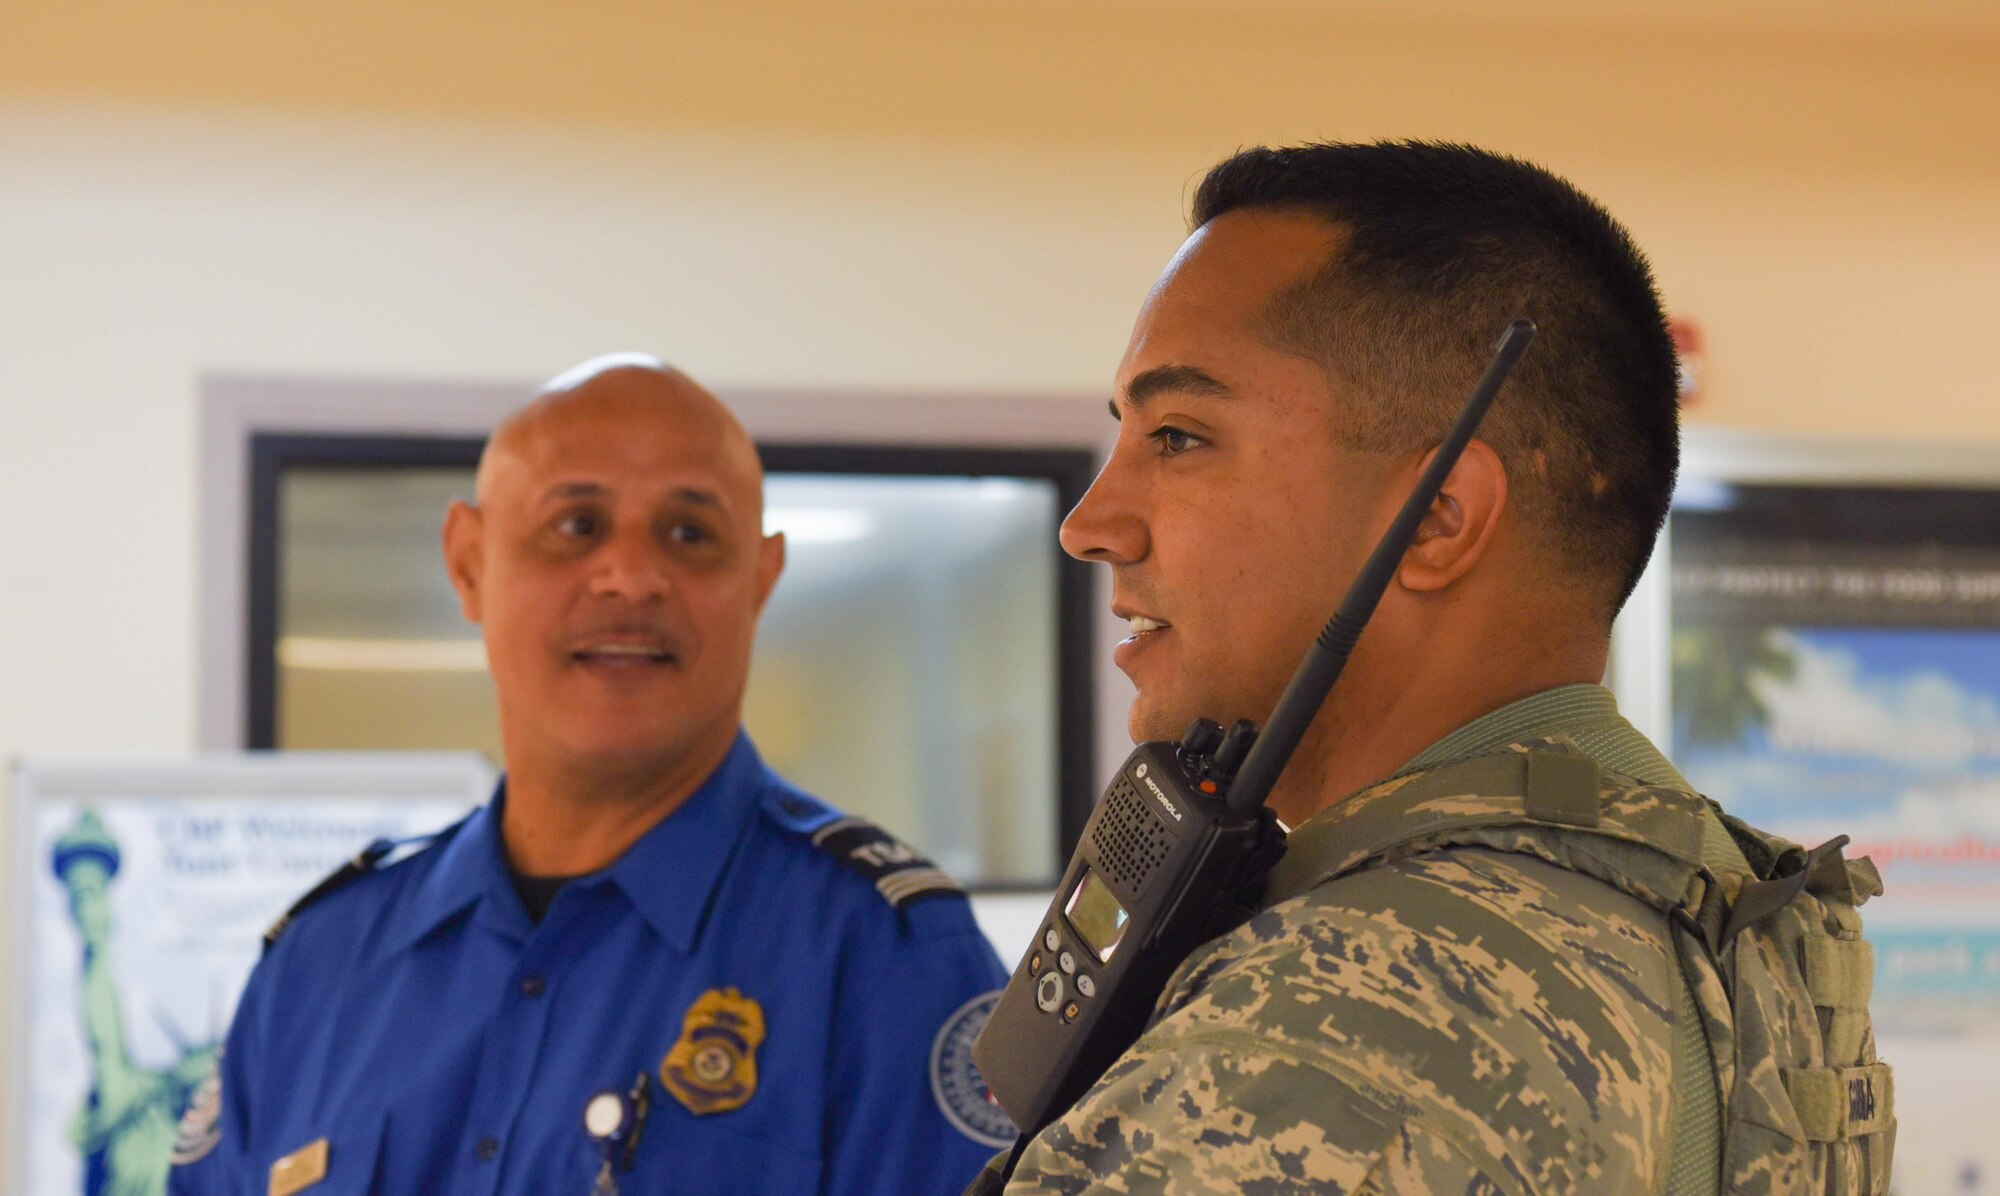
[476,354,765,519]
[443,354,786,789]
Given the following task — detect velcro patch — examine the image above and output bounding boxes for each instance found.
[1783,1063,1895,1141]
[809,817,962,909]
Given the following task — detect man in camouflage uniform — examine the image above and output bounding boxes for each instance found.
[1008,142,1743,1192]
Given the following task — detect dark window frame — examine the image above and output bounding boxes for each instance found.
[246,432,1099,878]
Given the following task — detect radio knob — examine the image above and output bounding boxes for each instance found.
[1212,719,1259,776]
[1179,718,1224,755]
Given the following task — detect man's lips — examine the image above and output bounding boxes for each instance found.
[1112,608,1172,676]
[1113,607,1171,642]
[565,636,682,668]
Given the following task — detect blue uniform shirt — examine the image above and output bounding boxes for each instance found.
[168,734,1013,1196]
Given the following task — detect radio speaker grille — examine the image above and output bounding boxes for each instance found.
[1090,775,1171,894]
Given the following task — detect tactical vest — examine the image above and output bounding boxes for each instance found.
[1263,740,1896,1195]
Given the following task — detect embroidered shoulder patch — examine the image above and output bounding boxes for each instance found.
[929,991,1016,1148]
[810,817,963,910]
[169,1059,223,1166]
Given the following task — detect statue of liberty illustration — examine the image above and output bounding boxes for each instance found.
[52,811,218,1196]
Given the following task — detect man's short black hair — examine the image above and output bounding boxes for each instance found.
[1192,141,1679,613]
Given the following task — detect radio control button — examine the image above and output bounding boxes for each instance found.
[1063,1001,1080,1022]
[1058,951,1076,975]
[1044,928,1060,952]
[1029,952,1043,974]
[1035,971,1065,1013]
[1076,974,1095,998]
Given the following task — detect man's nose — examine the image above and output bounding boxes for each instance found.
[1059,456,1147,566]
[588,528,672,600]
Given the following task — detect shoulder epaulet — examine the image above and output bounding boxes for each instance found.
[261,833,438,951]
[807,816,966,911]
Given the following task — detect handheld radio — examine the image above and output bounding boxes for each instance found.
[972,319,1538,1156]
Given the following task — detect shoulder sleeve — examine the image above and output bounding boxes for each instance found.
[1007,847,1680,1194]
[821,889,1013,1196]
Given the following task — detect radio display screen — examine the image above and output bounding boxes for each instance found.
[1063,869,1132,962]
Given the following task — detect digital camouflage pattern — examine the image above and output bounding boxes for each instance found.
[1000,737,1894,1195]
[1696,813,1895,1194]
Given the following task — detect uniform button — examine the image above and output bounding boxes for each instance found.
[1044,928,1060,952]
[1058,951,1076,975]
[520,975,546,998]
[475,1138,500,1162]
[1077,974,1096,998]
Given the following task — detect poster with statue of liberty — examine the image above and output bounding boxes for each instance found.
[1669,479,2000,1196]
[9,755,489,1196]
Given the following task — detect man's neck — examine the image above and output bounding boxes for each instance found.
[1265,632,1607,829]
[498,727,738,877]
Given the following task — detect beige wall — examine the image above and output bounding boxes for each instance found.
[1,3,1993,759]
[0,1,1996,1177]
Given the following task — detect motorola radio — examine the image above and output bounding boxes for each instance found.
[972,319,1539,1160]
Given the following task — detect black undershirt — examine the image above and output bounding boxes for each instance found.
[509,868,578,923]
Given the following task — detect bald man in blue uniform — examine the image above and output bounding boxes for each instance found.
[168,357,1012,1196]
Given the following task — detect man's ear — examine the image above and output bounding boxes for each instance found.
[754,531,787,614]
[1398,438,1507,593]
[442,500,487,623]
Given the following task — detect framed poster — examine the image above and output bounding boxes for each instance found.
[7,754,491,1196]
[1613,430,2000,1196]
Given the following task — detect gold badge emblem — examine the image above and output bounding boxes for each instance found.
[267,1138,328,1196]
[659,987,765,1115]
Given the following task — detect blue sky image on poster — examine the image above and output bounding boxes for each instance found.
[1676,625,2000,1034]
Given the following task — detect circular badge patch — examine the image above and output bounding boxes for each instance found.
[929,990,1017,1148]
[169,1062,222,1166]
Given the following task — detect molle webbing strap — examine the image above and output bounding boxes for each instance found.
[1783,1064,1894,1142]
[1804,937,1876,1010]
[1664,948,1722,1196]
[1721,837,1851,947]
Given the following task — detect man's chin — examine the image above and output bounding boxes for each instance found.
[537,718,706,772]
[1128,688,1265,748]
[1127,695,1200,747]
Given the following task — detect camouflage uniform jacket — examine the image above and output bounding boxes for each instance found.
[1005,686,1715,1195]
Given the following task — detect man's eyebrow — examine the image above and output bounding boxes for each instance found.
[540,482,609,503]
[536,482,721,506]
[1121,364,1234,411]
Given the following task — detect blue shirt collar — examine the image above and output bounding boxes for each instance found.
[398,732,769,954]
